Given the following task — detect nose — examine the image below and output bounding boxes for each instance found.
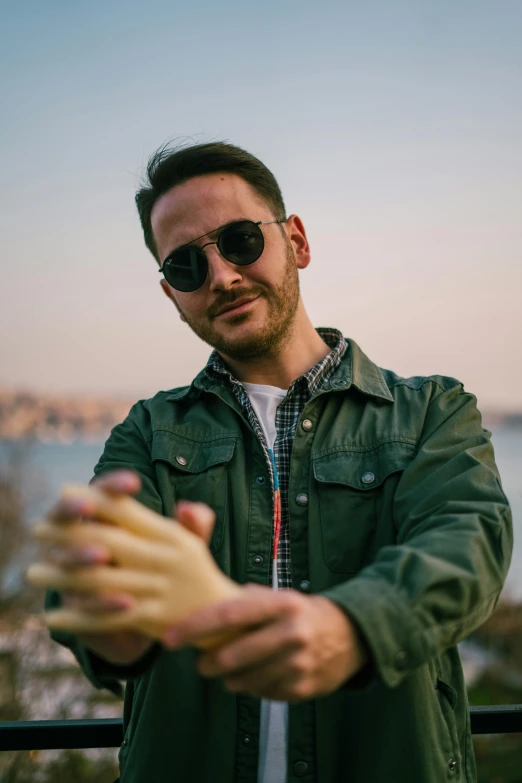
[205,244,243,292]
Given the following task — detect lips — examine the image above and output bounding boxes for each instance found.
[215,296,259,317]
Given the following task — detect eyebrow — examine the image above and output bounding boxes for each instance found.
[165,218,249,259]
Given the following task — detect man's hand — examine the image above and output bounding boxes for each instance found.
[162,584,368,702]
[43,469,216,665]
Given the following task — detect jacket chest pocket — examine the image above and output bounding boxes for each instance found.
[312,442,416,574]
[152,432,237,553]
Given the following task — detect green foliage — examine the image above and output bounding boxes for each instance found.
[473,736,522,783]
[468,670,522,782]
[468,672,522,707]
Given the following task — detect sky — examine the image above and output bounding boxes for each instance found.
[1,0,521,410]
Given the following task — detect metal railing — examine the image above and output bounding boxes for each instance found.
[1,706,522,751]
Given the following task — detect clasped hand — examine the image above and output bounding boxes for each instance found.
[30,469,367,702]
[163,584,368,702]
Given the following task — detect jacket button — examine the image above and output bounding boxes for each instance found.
[296,493,308,506]
[299,580,311,593]
[253,555,264,565]
[361,471,375,484]
[243,735,251,744]
[256,476,266,485]
[448,759,457,771]
[175,455,187,466]
[395,651,408,670]
[301,419,313,432]
[294,761,308,776]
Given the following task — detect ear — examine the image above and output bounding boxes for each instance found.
[160,279,187,322]
[284,215,311,270]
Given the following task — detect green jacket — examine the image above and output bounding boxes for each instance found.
[46,338,513,783]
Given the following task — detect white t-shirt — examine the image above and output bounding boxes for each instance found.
[242,382,289,783]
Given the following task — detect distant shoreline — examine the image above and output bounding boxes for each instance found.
[0,386,521,444]
[0,421,521,447]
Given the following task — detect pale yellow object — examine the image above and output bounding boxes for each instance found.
[26,483,243,648]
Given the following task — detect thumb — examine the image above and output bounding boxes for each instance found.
[174,500,216,546]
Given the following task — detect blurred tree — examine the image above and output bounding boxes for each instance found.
[0,440,45,619]
[0,442,120,781]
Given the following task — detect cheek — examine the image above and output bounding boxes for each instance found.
[177,293,207,321]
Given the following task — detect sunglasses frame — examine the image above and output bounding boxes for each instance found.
[159,218,286,292]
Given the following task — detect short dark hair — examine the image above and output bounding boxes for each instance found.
[135,141,287,262]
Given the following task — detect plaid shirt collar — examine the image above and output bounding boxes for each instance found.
[202,327,348,395]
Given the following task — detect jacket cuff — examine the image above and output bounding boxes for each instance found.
[320,578,424,688]
[337,616,378,692]
[45,589,160,696]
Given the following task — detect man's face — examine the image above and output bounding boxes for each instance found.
[151,173,310,362]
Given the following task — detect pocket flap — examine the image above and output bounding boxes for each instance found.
[313,441,416,490]
[436,677,458,711]
[151,431,236,473]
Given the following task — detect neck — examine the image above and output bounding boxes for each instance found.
[219,305,331,389]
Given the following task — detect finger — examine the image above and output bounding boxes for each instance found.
[60,484,184,544]
[162,588,290,648]
[26,562,168,597]
[90,470,142,496]
[46,496,92,525]
[43,597,162,636]
[46,472,141,526]
[46,544,111,568]
[62,591,136,612]
[36,521,175,571]
[174,501,216,545]
[44,606,141,634]
[46,471,142,526]
[198,619,298,676]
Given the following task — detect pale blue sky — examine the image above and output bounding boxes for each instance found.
[1,1,521,409]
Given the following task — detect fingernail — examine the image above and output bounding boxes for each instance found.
[114,479,131,492]
[66,499,87,516]
[79,546,106,563]
[109,595,132,610]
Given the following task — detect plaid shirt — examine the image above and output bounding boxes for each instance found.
[204,328,348,589]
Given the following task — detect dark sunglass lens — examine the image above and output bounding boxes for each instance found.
[219,221,264,265]
[164,248,207,292]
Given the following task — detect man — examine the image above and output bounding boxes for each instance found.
[44,142,512,783]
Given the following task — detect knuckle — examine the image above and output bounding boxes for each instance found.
[288,618,311,646]
[219,603,241,624]
[47,501,76,523]
[288,653,309,676]
[282,592,301,614]
[93,469,140,494]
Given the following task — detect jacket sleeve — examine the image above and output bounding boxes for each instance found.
[45,401,163,694]
[320,379,513,688]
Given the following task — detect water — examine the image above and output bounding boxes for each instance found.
[1,428,520,596]
[489,429,522,599]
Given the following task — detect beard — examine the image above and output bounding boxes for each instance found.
[179,241,300,362]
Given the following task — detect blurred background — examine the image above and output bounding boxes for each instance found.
[1,1,521,780]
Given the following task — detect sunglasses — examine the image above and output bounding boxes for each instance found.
[159,219,286,292]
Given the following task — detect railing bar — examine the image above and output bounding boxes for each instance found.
[0,719,123,751]
[1,707,522,751]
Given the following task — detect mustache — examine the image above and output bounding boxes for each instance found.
[208,288,265,319]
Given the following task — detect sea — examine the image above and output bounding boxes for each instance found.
[1,428,521,597]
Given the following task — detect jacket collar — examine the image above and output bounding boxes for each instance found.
[166,337,394,404]
[327,338,394,403]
